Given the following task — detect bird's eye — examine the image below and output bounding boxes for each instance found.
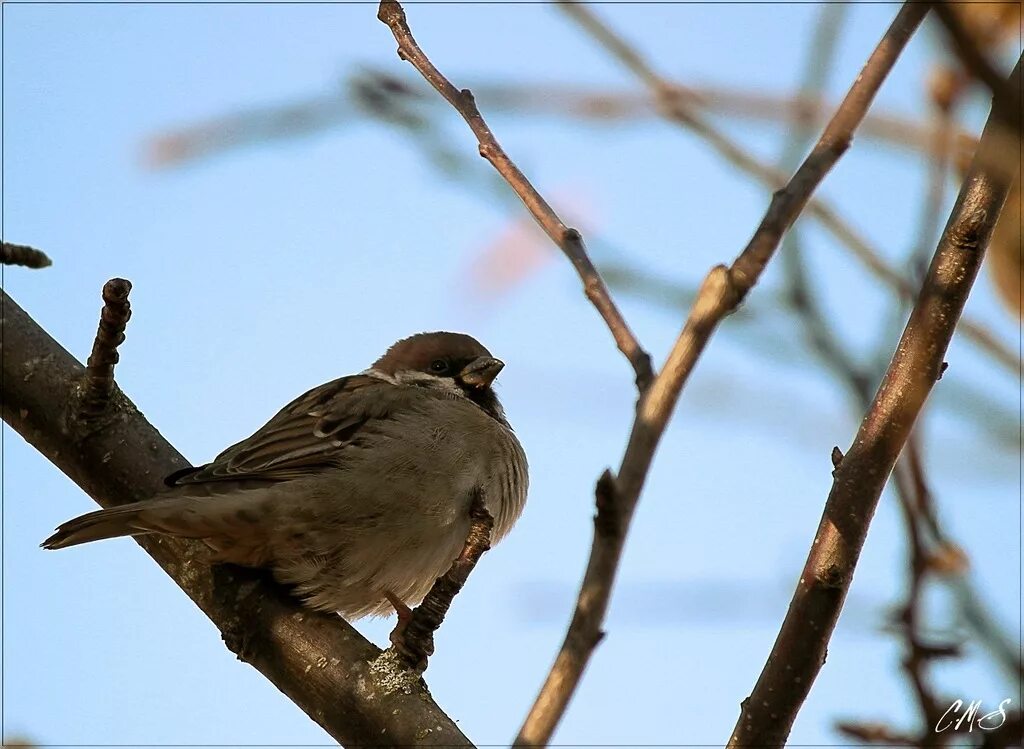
[429,359,449,374]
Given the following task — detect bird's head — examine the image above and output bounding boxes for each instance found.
[372,331,507,421]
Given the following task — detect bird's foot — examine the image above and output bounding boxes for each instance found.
[386,590,413,647]
[385,591,431,672]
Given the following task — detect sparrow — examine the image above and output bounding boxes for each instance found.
[43,331,528,620]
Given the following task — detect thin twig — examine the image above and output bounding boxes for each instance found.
[78,278,133,419]
[377,0,653,391]
[1,242,52,269]
[560,2,1020,379]
[727,52,1021,749]
[390,491,494,673]
[515,6,928,744]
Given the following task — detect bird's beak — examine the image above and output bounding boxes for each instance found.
[458,356,504,388]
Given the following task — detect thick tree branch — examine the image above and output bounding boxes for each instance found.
[727,53,1022,749]
[560,2,1019,378]
[514,7,928,745]
[0,288,472,748]
[377,0,653,391]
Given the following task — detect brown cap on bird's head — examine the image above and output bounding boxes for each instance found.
[373,331,504,388]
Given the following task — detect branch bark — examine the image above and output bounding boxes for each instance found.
[1,288,472,748]
[727,52,1022,749]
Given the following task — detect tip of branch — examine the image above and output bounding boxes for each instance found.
[103,278,133,302]
[1,242,53,269]
[377,0,407,28]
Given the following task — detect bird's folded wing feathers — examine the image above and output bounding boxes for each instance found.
[166,375,397,485]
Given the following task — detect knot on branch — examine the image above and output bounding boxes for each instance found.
[819,563,845,589]
[948,206,987,252]
[830,446,844,475]
[391,489,494,673]
[594,469,622,539]
[693,265,739,322]
[79,278,133,420]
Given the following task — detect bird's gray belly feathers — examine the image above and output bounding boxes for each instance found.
[264,398,527,617]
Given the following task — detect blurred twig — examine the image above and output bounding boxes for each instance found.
[907,79,957,284]
[835,721,918,745]
[148,72,980,166]
[777,5,872,401]
[1,242,52,269]
[728,51,1022,749]
[467,79,978,160]
[930,1,1019,121]
[889,439,957,746]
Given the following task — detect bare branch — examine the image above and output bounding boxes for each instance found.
[727,52,1022,749]
[390,491,494,672]
[377,0,653,391]
[1,242,52,269]
[516,5,929,745]
[1,289,472,748]
[560,2,1020,378]
[78,278,133,420]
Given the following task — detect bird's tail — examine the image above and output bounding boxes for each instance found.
[42,493,277,567]
[41,503,160,550]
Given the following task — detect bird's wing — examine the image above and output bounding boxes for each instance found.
[166,374,397,485]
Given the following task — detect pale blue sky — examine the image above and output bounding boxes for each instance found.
[2,2,1020,746]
